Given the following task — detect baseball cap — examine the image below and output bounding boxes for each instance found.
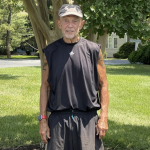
[58,4,83,18]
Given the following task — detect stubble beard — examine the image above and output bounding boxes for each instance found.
[64,29,78,40]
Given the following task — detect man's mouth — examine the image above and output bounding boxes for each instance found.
[66,30,74,33]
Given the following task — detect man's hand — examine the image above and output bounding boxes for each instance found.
[95,117,108,139]
[39,119,50,143]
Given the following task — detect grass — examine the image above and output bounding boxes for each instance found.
[0,55,39,59]
[0,64,150,149]
[102,64,150,150]
[0,67,41,149]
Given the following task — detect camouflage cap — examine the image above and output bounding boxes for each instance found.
[58,4,83,18]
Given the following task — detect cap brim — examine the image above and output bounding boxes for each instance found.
[60,12,83,18]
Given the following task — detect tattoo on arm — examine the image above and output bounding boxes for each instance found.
[43,62,48,71]
[43,54,48,71]
[98,50,105,68]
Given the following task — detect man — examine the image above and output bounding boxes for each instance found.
[38,4,109,150]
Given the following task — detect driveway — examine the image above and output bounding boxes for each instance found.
[0,59,130,68]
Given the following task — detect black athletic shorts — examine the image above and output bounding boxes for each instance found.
[47,110,104,150]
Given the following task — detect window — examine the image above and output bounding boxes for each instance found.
[114,38,117,48]
[109,38,113,48]
[106,37,118,48]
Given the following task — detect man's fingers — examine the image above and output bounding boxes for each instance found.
[95,125,99,135]
[99,129,106,139]
[40,131,48,143]
[39,121,50,144]
[47,128,51,139]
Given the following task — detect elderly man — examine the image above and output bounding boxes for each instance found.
[38,4,109,150]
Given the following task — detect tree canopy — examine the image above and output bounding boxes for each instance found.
[77,0,150,41]
[0,0,33,57]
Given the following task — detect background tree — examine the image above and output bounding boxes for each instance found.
[0,0,33,58]
[77,0,150,53]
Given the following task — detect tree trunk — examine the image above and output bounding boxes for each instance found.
[6,5,11,59]
[87,29,108,55]
[98,30,108,55]
[87,29,97,43]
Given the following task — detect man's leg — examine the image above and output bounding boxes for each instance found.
[72,111,104,150]
[47,112,73,150]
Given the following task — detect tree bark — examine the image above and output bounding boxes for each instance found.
[87,29,97,43]
[6,5,11,59]
[98,30,108,55]
[87,29,108,55]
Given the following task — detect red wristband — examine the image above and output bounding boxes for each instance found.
[41,115,47,119]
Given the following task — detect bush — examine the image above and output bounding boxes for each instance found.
[128,51,138,63]
[113,52,120,58]
[0,46,7,55]
[128,43,150,65]
[113,42,135,59]
[103,51,108,58]
[36,51,40,58]
[26,50,31,55]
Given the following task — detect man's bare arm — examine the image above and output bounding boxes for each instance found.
[39,54,50,143]
[40,54,50,115]
[96,49,109,139]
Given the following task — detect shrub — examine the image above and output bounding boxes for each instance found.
[26,50,31,55]
[113,42,135,59]
[128,43,150,65]
[0,46,7,55]
[113,52,120,58]
[103,51,108,58]
[128,51,138,63]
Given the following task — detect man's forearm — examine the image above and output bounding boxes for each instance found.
[99,82,109,119]
[40,85,50,115]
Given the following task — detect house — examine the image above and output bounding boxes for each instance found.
[106,33,128,57]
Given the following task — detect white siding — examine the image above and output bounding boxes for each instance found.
[106,33,127,57]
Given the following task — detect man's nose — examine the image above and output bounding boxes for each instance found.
[68,22,73,27]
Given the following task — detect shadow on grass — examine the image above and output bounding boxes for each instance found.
[104,120,150,150]
[106,64,150,76]
[0,113,40,149]
[0,74,21,80]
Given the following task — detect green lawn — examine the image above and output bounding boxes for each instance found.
[0,55,39,59]
[0,64,150,149]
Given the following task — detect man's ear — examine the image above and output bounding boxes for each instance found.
[79,20,85,30]
[57,19,61,29]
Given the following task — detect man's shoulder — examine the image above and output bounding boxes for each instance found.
[45,38,62,50]
[80,38,101,50]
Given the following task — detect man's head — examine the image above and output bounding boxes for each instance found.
[57,4,85,40]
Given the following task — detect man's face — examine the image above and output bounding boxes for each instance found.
[57,15,85,39]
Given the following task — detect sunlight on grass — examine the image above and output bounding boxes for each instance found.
[0,55,39,59]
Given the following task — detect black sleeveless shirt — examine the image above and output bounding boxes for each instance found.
[43,37,101,112]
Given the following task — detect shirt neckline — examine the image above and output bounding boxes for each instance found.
[60,37,81,46]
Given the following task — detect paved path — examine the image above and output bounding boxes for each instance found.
[104,59,130,65]
[0,59,130,68]
[0,59,41,68]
